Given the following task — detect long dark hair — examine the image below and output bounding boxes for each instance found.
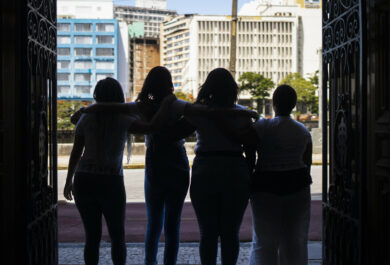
[136,66,173,107]
[196,68,238,107]
[92,77,125,164]
[93,77,125,103]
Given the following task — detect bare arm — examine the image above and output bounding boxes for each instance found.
[159,118,196,141]
[244,143,257,173]
[63,134,85,201]
[70,103,139,125]
[84,102,139,114]
[303,139,313,172]
[129,94,177,134]
[183,103,259,120]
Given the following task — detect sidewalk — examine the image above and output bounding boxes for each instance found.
[59,242,322,265]
[57,154,324,169]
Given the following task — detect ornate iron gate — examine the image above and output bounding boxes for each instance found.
[26,0,58,264]
[322,0,363,264]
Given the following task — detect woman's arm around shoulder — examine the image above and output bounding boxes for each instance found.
[127,94,177,134]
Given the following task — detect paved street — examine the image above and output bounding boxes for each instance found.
[59,242,322,265]
[57,166,323,202]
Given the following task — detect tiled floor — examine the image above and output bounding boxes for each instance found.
[59,241,322,265]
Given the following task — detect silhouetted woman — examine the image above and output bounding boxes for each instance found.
[63,77,175,265]
[216,85,313,265]
[74,67,257,265]
[137,66,192,265]
[183,68,255,265]
[76,67,193,265]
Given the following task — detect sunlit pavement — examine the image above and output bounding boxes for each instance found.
[58,166,324,264]
[57,166,323,202]
[59,242,322,265]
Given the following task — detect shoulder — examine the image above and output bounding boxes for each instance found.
[254,117,270,127]
[118,113,137,123]
[235,104,246,109]
[291,119,312,139]
[76,113,91,126]
[252,118,270,137]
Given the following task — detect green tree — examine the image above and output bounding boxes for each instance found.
[174,91,194,102]
[279,72,318,114]
[57,100,91,130]
[238,72,274,113]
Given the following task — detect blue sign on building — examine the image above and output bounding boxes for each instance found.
[57,19,118,100]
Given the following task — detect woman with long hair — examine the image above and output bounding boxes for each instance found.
[63,77,175,265]
[73,66,193,265]
[73,67,257,265]
[183,68,256,265]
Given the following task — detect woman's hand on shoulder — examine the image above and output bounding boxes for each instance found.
[162,93,177,105]
[70,107,85,125]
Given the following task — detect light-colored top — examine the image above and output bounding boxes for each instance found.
[187,104,250,154]
[75,113,136,176]
[253,116,311,171]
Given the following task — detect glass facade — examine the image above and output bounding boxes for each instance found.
[57,19,118,100]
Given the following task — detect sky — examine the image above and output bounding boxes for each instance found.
[113,0,254,15]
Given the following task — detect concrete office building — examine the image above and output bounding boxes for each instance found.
[57,0,114,19]
[130,39,161,98]
[56,0,129,100]
[114,5,177,38]
[135,0,167,10]
[161,14,299,98]
[114,3,176,99]
[239,0,322,78]
[57,19,120,100]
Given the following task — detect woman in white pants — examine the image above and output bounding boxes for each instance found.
[216,84,312,265]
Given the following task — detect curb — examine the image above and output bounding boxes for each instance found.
[57,162,325,170]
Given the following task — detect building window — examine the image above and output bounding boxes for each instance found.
[74,86,91,94]
[58,48,71,56]
[96,23,115,32]
[74,73,92,81]
[57,60,70,69]
[74,36,92,44]
[57,36,71,44]
[58,23,70,32]
[96,48,114,56]
[75,23,92,32]
[75,48,92,56]
[57,73,70,81]
[96,36,114,44]
[74,60,92,69]
[76,6,92,13]
[96,73,114,81]
[57,85,71,94]
[96,61,115,69]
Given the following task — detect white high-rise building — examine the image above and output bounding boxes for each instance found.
[57,0,114,19]
[239,0,322,77]
[161,14,299,98]
[114,5,177,39]
[135,0,167,10]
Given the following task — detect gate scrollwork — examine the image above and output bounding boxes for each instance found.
[26,0,57,264]
[322,0,362,264]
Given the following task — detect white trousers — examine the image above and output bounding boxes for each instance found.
[249,186,311,265]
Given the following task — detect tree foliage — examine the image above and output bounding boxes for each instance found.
[238,72,274,113]
[279,72,318,114]
[57,100,91,130]
[174,91,194,102]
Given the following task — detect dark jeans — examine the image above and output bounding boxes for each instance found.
[144,144,190,265]
[73,172,126,265]
[190,155,250,265]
